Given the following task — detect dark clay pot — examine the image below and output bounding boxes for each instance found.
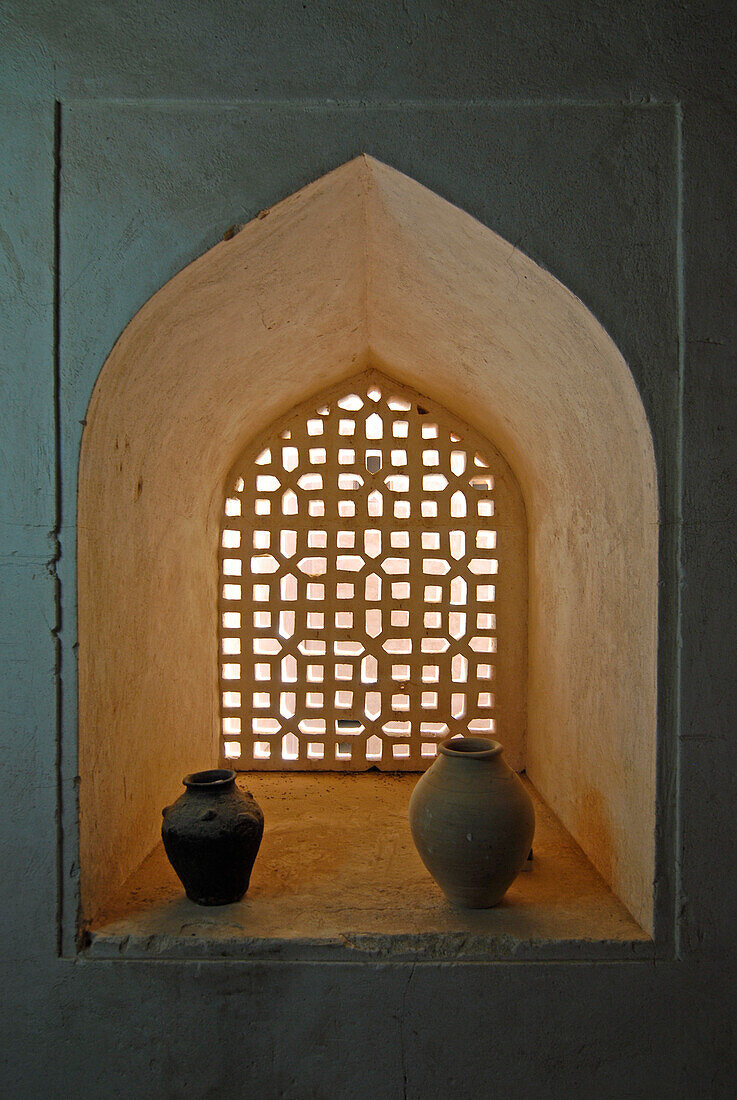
[161,769,264,905]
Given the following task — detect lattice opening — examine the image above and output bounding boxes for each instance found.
[219,371,526,771]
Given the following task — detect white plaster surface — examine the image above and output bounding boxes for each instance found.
[78,157,658,932]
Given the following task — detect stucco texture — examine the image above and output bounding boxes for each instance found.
[76,156,656,933]
[1,2,736,1096]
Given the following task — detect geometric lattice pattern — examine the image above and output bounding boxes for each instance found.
[219,371,504,771]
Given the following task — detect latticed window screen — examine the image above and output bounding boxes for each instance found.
[219,371,526,771]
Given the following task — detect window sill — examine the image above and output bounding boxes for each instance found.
[86,774,652,962]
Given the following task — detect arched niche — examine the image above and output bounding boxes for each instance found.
[78,156,658,933]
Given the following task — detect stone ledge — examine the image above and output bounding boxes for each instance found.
[86,774,651,962]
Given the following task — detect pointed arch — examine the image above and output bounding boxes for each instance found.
[78,156,657,932]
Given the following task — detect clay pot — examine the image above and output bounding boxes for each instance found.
[161,769,264,905]
[409,737,534,908]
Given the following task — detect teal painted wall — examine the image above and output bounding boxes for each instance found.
[1,3,735,1094]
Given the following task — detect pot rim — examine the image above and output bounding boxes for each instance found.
[183,768,236,788]
[439,736,502,759]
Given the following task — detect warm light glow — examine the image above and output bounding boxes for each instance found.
[218,373,503,769]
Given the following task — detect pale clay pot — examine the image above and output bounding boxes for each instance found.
[409,737,535,908]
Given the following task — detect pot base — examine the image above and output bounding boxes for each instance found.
[185,891,245,906]
[443,889,508,909]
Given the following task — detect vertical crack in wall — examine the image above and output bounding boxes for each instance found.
[52,98,64,956]
[673,101,686,960]
[398,962,416,1100]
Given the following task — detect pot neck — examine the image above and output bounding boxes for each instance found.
[438,736,503,761]
[182,768,236,792]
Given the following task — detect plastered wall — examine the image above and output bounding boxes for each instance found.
[2,2,736,1095]
[77,158,656,930]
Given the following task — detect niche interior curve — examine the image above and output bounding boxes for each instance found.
[77,156,658,933]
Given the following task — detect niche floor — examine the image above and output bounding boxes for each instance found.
[87,774,651,961]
